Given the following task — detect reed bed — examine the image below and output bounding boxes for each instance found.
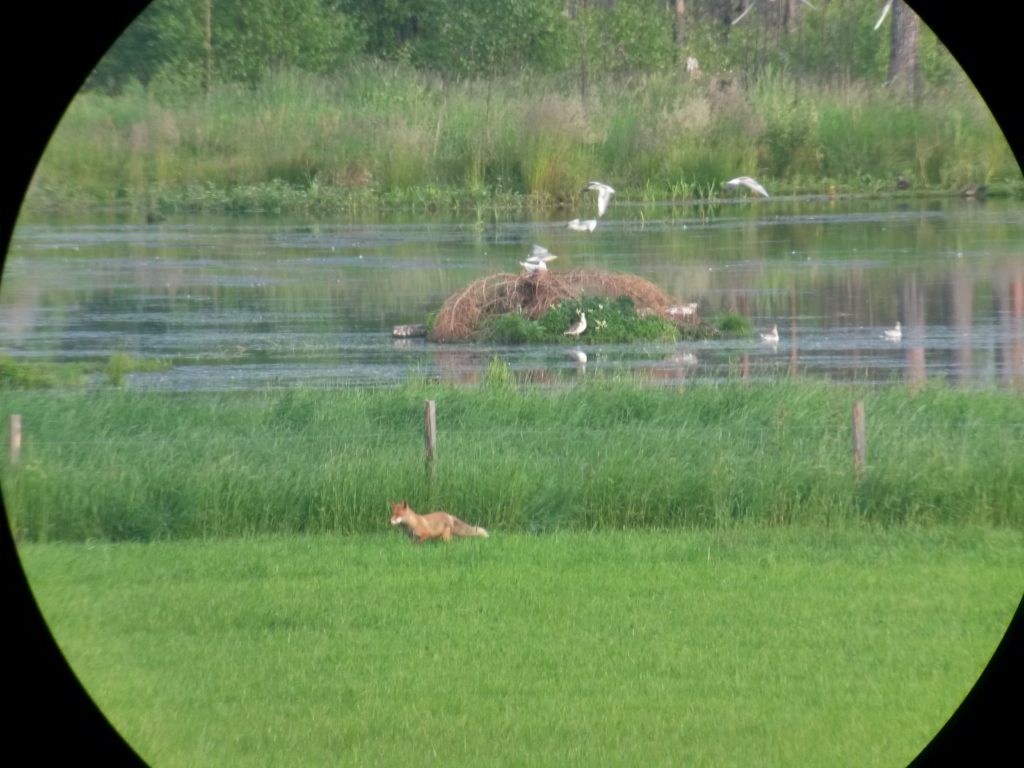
[24,66,1022,213]
[3,379,1022,542]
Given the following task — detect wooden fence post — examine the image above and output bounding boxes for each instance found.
[852,401,866,479]
[8,414,22,466]
[424,400,437,481]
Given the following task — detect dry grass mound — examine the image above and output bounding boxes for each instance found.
[429,269,695,342]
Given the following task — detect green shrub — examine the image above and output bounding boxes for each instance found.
[479,296,681,345]
[714,313,754,337]
[104,354,171,386]
[480,313,548,344]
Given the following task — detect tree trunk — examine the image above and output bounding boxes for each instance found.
[784,0,802,32]
[578,0,589,100]
[203,0,214,94]
[887,0,920,98]
[674,0,686,46]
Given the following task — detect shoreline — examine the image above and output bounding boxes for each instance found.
[18,183,1022,219]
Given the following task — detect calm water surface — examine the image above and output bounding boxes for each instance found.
[3,197,1023,389]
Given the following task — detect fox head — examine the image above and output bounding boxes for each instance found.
[389,499,412,526]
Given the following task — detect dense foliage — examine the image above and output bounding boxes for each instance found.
[89,0,961,92]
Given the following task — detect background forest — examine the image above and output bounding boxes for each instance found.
[27,0,1022,212]
[85,0,956,92]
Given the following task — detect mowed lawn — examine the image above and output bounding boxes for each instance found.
[18,528,1023,767]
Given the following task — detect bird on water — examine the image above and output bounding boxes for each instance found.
[567,218,598,232]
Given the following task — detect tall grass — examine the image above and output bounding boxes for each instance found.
[26,64,1021,213]
[3,379,1022,542]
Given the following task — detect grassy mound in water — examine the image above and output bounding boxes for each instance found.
[427,269,720,343]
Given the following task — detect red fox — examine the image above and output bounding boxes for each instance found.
[388,499,489,543]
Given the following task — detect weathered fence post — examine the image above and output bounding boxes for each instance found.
[852,401,866,479]
[8,414,22,466]
[424,400,437,481]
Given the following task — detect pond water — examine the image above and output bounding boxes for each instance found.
[2,197,1023,390]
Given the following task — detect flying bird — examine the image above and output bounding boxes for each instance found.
[520,244,558,275]
[567,218,598,232]
[759,324,779,343]
[882,321,902,341]
[725,176,770,198]
[564,311,588,337]
[581,181,616,217]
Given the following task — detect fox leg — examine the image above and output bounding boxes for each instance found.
[442,526,453,542]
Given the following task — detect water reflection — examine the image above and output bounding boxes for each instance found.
[2,198,1023,390]
[998,264,1024,388]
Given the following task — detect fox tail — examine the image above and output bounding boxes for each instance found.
[453,518,489,538]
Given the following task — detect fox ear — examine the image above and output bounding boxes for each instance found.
[401,498,407,506]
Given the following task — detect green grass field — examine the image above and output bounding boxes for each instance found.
[17,528,1022,767]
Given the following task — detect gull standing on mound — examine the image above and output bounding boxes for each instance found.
[882,321,902,341]
[564,311,587,337]
[667,302,700,318]
[581,181,616,217]
[725,176,770,198]
[567,218,598,232]
[520,244,558,275]
[759,324,779,343]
